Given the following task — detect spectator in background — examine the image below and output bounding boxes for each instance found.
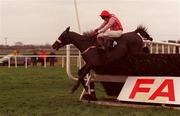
[31,50,38,66]
[39,50,46,66]
[48,49,56,66]
[11,50,19,55]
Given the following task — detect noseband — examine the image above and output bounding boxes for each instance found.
[56,32,71,46]
[56,39,62,44]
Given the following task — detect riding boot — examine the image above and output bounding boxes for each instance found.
[113,41,118,47]
[97,37,106,50]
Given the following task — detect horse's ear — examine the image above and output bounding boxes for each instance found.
[66,26,70,32]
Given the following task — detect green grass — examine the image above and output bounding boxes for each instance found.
[0,66,180,116]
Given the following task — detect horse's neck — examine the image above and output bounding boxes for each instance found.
[70,32,93,52]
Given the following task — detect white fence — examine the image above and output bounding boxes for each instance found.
[0,55,81,68]
[144,41,180,54]
[0,41,180,68]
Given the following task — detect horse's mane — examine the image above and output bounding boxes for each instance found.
[82,30,94,39]
[135,25,153,41]
[82,30,96,44]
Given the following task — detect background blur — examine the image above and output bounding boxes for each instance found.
[0,0,180,45]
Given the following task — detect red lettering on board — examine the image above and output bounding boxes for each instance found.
[129,79,154,99]
[149,79,175,101]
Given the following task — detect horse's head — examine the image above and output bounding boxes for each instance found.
[52,27,71,50]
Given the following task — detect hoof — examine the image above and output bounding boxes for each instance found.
[81,94,97,101]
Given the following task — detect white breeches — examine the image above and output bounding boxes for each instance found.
[97,30,123,38]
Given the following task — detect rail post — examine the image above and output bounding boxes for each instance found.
[25,56,28,68]
[44,57,47,68]
[15,56,17,68]
[62,56,65,68]
[8,57,10,68]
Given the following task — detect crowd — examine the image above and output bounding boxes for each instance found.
[31,50,57,66]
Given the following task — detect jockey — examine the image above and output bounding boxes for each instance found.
[94,10,123,50]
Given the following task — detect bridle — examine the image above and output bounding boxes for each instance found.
[81,46,96,55]
[55,32,71,47]
[56,39,62,44]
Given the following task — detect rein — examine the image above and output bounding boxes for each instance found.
[57,31,97,55]
[81,46,96,55]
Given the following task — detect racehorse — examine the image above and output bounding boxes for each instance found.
[52,25,152,93]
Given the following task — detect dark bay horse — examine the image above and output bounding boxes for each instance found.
[52,26,152,93]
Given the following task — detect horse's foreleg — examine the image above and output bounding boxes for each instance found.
[79,64,92,91]
[71,79,81,94]
[71,64,92,93]
[71,65,86,93]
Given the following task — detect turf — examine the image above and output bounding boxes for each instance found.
[0,66,179,116]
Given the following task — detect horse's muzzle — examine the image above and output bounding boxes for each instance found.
[52,43,58,50]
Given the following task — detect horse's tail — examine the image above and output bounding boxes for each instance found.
[134,25,153,41]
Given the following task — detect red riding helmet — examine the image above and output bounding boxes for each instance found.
[100,10,111,17]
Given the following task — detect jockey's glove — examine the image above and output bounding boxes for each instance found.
[98,30,103,34]
[94,29,99,33]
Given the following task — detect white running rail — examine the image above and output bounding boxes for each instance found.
[0,54,80,69]
[144,41,180,54]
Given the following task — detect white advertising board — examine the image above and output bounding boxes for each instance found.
[117,76,180,105]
